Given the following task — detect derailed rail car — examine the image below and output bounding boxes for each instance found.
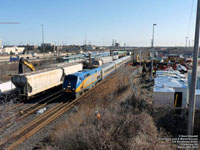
[11,63,83,98]
[63,56,131,98]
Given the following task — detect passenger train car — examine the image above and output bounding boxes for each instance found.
[63,56,131,98]
[101,62,115,79]
[113,51,127,58]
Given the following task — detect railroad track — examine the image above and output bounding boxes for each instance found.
[0,65,134,150]
[2,103,24,112]
[0,92,86,150]
[0,90,63,135]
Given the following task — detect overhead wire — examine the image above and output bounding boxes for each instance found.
[186,0,195,38]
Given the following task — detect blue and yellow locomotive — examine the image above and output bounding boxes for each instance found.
[63,67,102,98]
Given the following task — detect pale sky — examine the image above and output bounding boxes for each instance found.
[0,0,197,46]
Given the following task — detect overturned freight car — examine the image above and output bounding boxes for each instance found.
[11,63,83,98]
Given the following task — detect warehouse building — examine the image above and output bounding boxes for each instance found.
[153,86,175,106]
[153,71,188,108]
[0,46,25,54]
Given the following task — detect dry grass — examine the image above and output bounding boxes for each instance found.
[194,110,200,136]
[41,66,174,150]
[0,94,19,135]
[45,97,174,150]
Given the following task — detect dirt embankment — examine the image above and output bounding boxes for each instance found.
[38,65,175,150]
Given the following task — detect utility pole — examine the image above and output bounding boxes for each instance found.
[185,36,189,60]
[41,24,45,53]
[151,24,156,80]
[189,40,191,48]
[187,0,200,135]
[85,35,87,45]
[124,43,126,51]
[140,50,142,66]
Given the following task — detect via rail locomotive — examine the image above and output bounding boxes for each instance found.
[63,56,131,98]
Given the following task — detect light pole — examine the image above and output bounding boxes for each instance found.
[41,24,44,53]
[187,0,200,135]
[189,40,191,47]
[124,43,126,51]
[185,36,189,60]
[139,50,142,66]
[151,24,156,80]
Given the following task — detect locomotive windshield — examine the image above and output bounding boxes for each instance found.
[63,75,78,89]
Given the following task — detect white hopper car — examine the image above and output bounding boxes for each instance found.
[0,81,16,95]
[92,56,113,67]
[11,63,83,98]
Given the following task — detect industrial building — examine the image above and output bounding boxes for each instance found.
[153,86,175,106]
[153,71,188,108]
[0,46,25,54]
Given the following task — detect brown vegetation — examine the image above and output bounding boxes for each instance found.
[194,110,200,136]
[41,66,174,150]
[46,106,173,150]
[0,94,19,135]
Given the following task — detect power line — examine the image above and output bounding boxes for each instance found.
[186,0,195,37]
[0,22,20,24]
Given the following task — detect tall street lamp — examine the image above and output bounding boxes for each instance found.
[41,24,44,53]
[151,24,157,80]
[187,0,200,135]
[185,36,189,60]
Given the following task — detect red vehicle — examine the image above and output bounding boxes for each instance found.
[156,63,169,70]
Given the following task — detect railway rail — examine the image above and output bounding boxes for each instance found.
[0,90,63,134]
[0,63,134,150]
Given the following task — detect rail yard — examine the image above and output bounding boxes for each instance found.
[0,47,200,149]
[2,1,200,149]
[0,46,200,150]
[0,52,136,149]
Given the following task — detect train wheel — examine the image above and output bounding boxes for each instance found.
[79,92,82,96]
